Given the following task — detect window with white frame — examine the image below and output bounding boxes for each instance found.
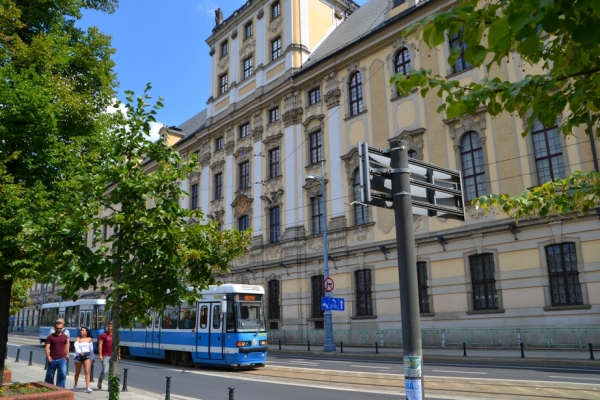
[269,147,280,179]
[215,136,224,151]
[239,161,250,190]
[271,1,281,19]
[460,131,486,201]
[269,107,280,123]
[308,87,321,105]
[245,22,253,39]
[309,131,322,165]
[311,196,323,235]
[239,123,250,138]
[219,73,228,94]
[243,56,253,79]
[271,37,282,61]
[221,41,229,57]
[348,71,364,116]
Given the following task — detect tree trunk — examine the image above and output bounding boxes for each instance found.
[108,256,122,400]
[0,278,14,386]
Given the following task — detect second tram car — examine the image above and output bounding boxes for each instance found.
[39,299,108,345]
[119,284,267,367]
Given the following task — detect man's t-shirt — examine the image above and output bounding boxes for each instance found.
[46,333,68,360]
[98,332,113,357]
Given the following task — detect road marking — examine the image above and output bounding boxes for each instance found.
[350,365,391,369]
[548,376,600,381]
[425,362,600,373]
[323,360,351,364]
[288,361,320,366]
[432,370,487,374]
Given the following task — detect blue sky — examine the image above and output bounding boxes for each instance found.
[79,0,369,128]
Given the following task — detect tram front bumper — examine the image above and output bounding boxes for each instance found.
[238,345,268,353]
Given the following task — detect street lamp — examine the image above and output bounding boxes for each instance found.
[305,160,336,352]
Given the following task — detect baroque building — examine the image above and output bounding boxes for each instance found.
[23,0,600,339]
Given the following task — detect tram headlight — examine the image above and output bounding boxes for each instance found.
[236,341,251,347]
[259,340,267,346]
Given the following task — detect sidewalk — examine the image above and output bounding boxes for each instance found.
[270,343,600,366]
[3,358,191,400]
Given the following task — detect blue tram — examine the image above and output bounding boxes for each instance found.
[39,299,108,345]
[119,284,268,367]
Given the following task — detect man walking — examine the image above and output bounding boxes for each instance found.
[97,321,113,390]
[45,318,69,388]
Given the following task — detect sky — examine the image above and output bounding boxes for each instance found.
[78,0,370,131]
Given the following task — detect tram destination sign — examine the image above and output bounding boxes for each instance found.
[357,142,466,221]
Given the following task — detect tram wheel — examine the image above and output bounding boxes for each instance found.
[168,351,179,366]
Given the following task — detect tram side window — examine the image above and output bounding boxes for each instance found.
[65,306,78,327]
[199,305,208,329]
[226,300,236,332]
[212,305,221,329]
[179,302,195,329]
[162,306,178,329]
[132,318,147,329]
[42,308,58,326]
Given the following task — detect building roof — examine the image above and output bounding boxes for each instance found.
[177,109,207,137]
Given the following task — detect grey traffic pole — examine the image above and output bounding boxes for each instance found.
[390,140,424,399]
[15,348,20,362]
[28,351,33,366]
[122,368,128,392]
[165,376,171,400]
[589,343,595,360]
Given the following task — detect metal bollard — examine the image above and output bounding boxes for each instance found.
[44,358,48,370]
[589,343,595,360]
[228,386,235,400]
[15,348,20,362]
[164,376,171,400]
[90,360,94,383]
[279,340,281,350]
[28,350,33,366]
[375,342,379,354]
[307,341,310,351]
[66,357,69,375]
[463,342,467,357]
[340,342,343,353]
[122,368,128,392]
[520,342,525,358]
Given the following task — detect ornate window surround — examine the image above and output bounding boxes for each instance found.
[343,61,368,120]
[385,37,417,100]
[302,115,326,171]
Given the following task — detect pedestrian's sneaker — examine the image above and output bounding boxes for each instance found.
[86,387,93,393]
[97,380,102,390]
[72,385,78,391]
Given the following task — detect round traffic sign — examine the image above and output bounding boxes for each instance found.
[324,277,334,292]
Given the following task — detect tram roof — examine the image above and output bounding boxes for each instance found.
[202,284,264,295]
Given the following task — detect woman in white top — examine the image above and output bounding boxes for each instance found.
[73,327,95,393]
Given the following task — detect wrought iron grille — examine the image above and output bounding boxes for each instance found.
[311,275,324,319]
[469,253,498,310]
[268,279,280,320]
[546,243,583,306]
[417,261,431,314]
[355,269,373,316]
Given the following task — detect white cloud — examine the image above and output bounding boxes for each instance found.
[196,0,218,16]
[149,122,163,142]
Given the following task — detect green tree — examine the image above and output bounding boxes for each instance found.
[0,0,117,381]
[10,278,34,317]
[26,87,251,399]
[391,0,600,220]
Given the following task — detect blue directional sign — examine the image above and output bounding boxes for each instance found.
[321,297,345,311]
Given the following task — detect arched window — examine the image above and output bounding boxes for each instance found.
[353,170,369,225]
[460,131,486,201]
[395,47,411,76]
[348,71,364,116]
[532,119,565,184]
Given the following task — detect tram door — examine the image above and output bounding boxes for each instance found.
[195,302,224,360]
[145,312,161,355]
[78,310,92,330]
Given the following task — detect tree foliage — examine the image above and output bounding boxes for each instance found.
[0,0,117,383]
[25,86,251,398]
[391,0,600,219]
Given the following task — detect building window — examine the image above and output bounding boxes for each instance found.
[395,47,411,76]
[308,88,321,105]
[214,173,223,200]
[219,73,228,94]
[221,41,228,57]
[545,243,583,306]
[268,279,280,320]
[469,253,498,311]
[245,22,253,39]
[269,107,280,123]
[417,262,431,314]
[269,206,280,243]
[102,223,108,241]
[269,147,280,179]
[271,1,281,19]
[309,131,322,165]
[311,196,323,235]
[190,183,199,210]
[239,161,250,190]
[239,123,250,138]
[243,56,253,79]
[215,136,224,151]
[449,27,471,73]
[349,71,364,116]
[408,149,418,159]
[271,37,282,61]
[238,215,250,231]
[355,269,373,316]
[353,170,369,225]
[311,275,324,320]
[532,119,565,184]
[460,131,486,201]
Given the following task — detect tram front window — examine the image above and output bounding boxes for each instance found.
[235,301,265,332]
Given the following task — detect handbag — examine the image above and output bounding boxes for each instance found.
[79,352,90,361]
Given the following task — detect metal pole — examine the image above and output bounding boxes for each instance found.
[66,357,69,375]
[589,343,595,360]
[228,387,235,400]
[307,340,310,351]
[28,351,33,366]
[375,342,379,354]
[463,342,467,357]
[390,140,423,399]
[121,368,128,392]
[164,376,171,400]
[340,342,343,353]
[15,348,20,362]
[44,358,48,370]
[278,340,281,350]
[321,160,336,352]
[520,342,525,358]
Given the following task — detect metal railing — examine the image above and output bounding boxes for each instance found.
[268,326,600,349]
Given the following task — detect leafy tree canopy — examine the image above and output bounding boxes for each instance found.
[391,0,600,220]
